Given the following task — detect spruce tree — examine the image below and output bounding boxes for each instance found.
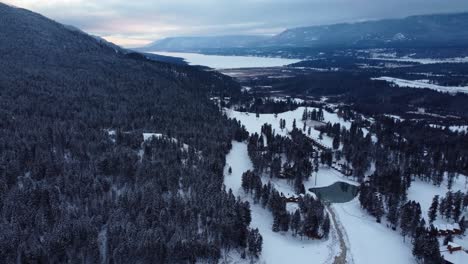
[428,195,439,224]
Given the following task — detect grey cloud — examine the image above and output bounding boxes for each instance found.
[5,0,468,47]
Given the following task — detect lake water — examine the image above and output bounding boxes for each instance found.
[309,181,359,203]
[150,51,301,69]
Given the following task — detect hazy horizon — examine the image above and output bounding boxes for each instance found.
[4,0,468,47]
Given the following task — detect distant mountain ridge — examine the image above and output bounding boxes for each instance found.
[141,12,468,52]
[265,12,468,48]
[140,35,269,52]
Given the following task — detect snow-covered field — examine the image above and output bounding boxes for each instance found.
[223,140,416,264]
[407,174,468,221]
[407,174,468,261]
[372,77,468,94]
[223,142,339,264]
[429,124,468,134]
[369,52,468,64]
[225,106,352,149]
[150,52,301,69]
[449,125,468,133]
[332,200,415,264]
[223,106,417,263]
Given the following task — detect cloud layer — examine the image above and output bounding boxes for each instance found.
[5,0,468,47]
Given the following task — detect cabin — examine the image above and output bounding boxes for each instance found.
[434,224,463,236]
[447,242,462,253]
[440,243,468,264]
[331,163,353,177]
[306,137,331,152]
[284,196,300,203]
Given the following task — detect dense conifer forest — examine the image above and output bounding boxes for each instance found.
[0,3,258,263]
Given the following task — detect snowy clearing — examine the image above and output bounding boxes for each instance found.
[305,167,358,189]
[223,106,440,264]
[372,77,468,94]
[225,106,353,149]
[223,141,339,264]
[333,199,415,264]
[369,53,468,64]
[407,174,468,221]
[449,125,468,133]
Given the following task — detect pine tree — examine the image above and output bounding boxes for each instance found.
[302,108,308,121]
[247,229,262,258]
[332,135,340,150]
[400,202,414,241]
[386,196,399,230]
[291,210,301,236]
[459,216,466,234]
[444,192,453,220]
[443,233,453,245]
[242,171,252,192]
[373,194,385,223]
[322,215,331,239]
[428,195,439,224]
[453,191,463,221]
[412,221,426,260]
[272,215,280,232]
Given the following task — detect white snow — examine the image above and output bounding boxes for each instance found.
[150,52,301,69]
[383,114,404,121]
[143,133,164,141]
[142,133,190,152]
[269,96,305,104]
[407,174,468,221]
[223,106,447,264]
[449,125,468,133]
[370,53,468,64]
[440,245,468,264]
[225,106,353,149]
[223,141,339,264]
[332,199,415,264]
[306,167,358,189]
[224,142,253,195]
[372,77,468,94]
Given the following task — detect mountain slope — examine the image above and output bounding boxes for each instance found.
[141,12,468,53]
[264,12,468,48]
[0,3,251,263]
[141,35,269,52]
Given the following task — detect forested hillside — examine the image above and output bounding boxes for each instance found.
[0,3,254,263]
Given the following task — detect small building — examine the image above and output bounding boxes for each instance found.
[447,242,462,253]
[440,243,468,264]
[284,196,300,203]
[452,223,462,235]
[434,224,462,236]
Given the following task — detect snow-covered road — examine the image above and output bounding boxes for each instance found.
[327,206,353,264]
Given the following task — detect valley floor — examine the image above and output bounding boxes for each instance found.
[222,105,467,264]
[223,141,415,264]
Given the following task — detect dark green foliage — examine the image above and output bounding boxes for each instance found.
[0,3,253,263]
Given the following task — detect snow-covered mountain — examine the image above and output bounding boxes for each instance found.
[141,35,269,52]
[142,12,468,52]
[262,12,468,48]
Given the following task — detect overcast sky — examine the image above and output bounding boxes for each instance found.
[5,0,468,47]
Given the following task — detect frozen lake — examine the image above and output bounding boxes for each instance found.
[309,182,359,203]
[150,51,301,69]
